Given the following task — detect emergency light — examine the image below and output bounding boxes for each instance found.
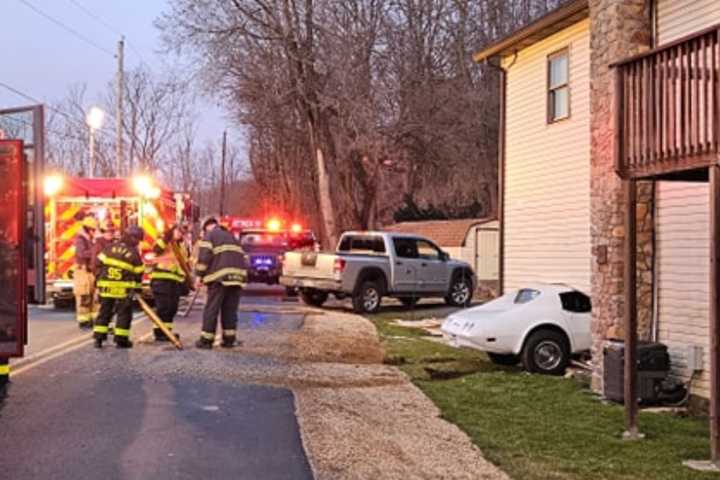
[43,174,64,197]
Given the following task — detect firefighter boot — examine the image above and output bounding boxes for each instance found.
[94,337,103,349]
[221,335,237,349]
[114,336,134,349]
[154,328,180,342]
[195,337,213,349]
[153,328,168,342]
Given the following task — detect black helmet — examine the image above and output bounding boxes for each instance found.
[123,226,144,247]
[202,217,218,231]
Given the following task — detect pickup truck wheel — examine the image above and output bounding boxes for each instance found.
[521,329,570,376]
[487,353,519,366]
[445,274,472,307]
[300,289,329,308]
[353,281,382,314]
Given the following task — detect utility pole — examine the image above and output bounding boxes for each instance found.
[116,36,124,177]
[219,130,227,216]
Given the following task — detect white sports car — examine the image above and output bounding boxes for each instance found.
[441,284,592,375]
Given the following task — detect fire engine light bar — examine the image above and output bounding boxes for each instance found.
[43,174,63,197]
[132,175,161,199]
[266,218,282,232]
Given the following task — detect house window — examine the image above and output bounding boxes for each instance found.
[548,50,569,122]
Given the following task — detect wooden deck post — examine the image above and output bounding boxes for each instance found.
[710,165,720,464]
[623,177,641,440]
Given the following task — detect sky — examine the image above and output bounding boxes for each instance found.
[0,0,242,163]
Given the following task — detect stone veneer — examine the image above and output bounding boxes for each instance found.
[589,0,653,390]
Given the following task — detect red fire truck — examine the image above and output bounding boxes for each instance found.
[0,139,27,359]
[43,174,197,308]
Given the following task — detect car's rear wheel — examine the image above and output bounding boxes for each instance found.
[300,289,329,308]
[353,281,382,314]
[521,329,570,375]
[53,298,74,310]
[445,273,472,307]
[487,353,519,366]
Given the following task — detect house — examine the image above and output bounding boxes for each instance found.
[474,0,720,463]
[383,218,499,297]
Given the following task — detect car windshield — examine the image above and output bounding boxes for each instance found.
[514,288,541,304]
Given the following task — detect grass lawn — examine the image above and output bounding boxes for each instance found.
[368,305,717,480]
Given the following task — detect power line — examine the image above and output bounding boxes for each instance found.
[66,0,123,37]
[17,0,115,57]
[0,81,116,142]
[64,0,153,70]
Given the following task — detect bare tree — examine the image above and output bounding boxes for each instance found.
[158,0,563,243]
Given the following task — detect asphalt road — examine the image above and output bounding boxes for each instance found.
[0,285,314,480]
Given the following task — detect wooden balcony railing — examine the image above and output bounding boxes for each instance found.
[614,24,720,179]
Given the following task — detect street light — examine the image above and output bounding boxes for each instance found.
[86,106,105,178]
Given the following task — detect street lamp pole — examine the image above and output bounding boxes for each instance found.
[86,106,105,178]
[89,127,96,178]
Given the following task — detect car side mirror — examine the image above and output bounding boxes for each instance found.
[440,251,449,262]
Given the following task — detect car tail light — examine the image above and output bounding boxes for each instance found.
[333,258,346,274]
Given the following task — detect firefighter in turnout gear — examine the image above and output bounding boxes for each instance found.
[73,216,98,329]
[149,225,188,342]
[195,217,246,349]
[93,226,145,349]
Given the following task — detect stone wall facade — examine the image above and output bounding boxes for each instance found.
[588,0,653,390]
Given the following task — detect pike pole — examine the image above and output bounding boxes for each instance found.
[136,297,183,350]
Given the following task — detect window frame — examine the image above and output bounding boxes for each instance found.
[547,48,570,124]
[415,239,442,261]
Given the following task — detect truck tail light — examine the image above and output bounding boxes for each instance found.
[333,258,346,274]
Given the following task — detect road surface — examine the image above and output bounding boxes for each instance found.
[0,285,314,480]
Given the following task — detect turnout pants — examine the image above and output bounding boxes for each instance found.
[201,283,241,341]
[93,297,133,340]
[151,280,181,337]
[73,266,98,324]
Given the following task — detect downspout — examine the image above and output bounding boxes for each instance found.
[650,0,658,342]
[651,180,659,342]
[485,52,515,296]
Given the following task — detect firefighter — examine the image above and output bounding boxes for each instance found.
[194,217,246,349]
[149,225,188,342]
[92,220,117,330]
[92,220,116,273]
[73,216,98,329]
[93,226,145,349]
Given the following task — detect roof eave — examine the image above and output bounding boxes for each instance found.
[473,0,589,64]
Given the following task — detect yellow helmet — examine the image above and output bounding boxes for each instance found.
[82,216,98,230]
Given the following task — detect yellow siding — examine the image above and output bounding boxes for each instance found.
[656,182,710,398]
[654,1,720,399]
[656,0,720,45]
[502,19,591,293]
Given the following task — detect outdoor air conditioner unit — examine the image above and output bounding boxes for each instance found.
[603,341,670,404]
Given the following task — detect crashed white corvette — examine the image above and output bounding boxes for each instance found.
[441,284,592,375]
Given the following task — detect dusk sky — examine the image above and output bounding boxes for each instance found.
[1,0,242,161]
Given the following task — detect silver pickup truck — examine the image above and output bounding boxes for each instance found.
[280,231,475,313]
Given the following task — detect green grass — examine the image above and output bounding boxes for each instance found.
[367,310,718,480]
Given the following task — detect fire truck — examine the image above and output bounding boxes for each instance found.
[43,174,197,308]
[0,139,27,359]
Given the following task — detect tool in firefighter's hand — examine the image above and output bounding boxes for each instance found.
[136,296,183,350]
[181,285,202,318]
[170,241,196,291]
